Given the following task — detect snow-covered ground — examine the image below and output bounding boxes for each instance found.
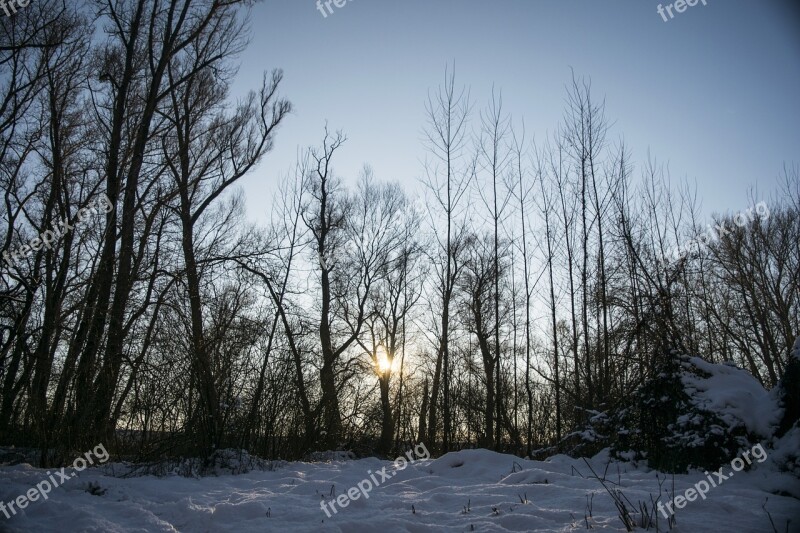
[1,446,798,532]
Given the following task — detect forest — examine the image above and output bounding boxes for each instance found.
[1,0,798,472]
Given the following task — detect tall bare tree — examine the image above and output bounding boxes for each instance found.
[421,65,472,452]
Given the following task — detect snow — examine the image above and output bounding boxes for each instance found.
[682,356,781,438]
[2,448,798,532]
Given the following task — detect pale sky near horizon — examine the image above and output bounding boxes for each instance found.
[231,0,800,224]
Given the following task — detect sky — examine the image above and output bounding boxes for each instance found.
[230,0,800,224]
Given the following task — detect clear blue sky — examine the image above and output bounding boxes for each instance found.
[232,0,800,221]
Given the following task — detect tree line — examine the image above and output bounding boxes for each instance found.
[1,0,797,465]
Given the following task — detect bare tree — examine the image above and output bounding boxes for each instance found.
[475,89,512,448]
[421,64,472,452]
[159,34,290,453]
[354,176,422,453]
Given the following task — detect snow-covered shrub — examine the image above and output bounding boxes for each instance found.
[612,351,779,473]
[0,447,31,466]
[614,354,744,472]
[103,448,284,478]
[774,337,800,438]
[550,410,612,459]
[769,426,800,479]
[203,448,278,475]
[304,450,356,462]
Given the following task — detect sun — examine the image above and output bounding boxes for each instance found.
[376,347,393,374]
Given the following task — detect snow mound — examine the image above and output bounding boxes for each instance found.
[427,449,528,482]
